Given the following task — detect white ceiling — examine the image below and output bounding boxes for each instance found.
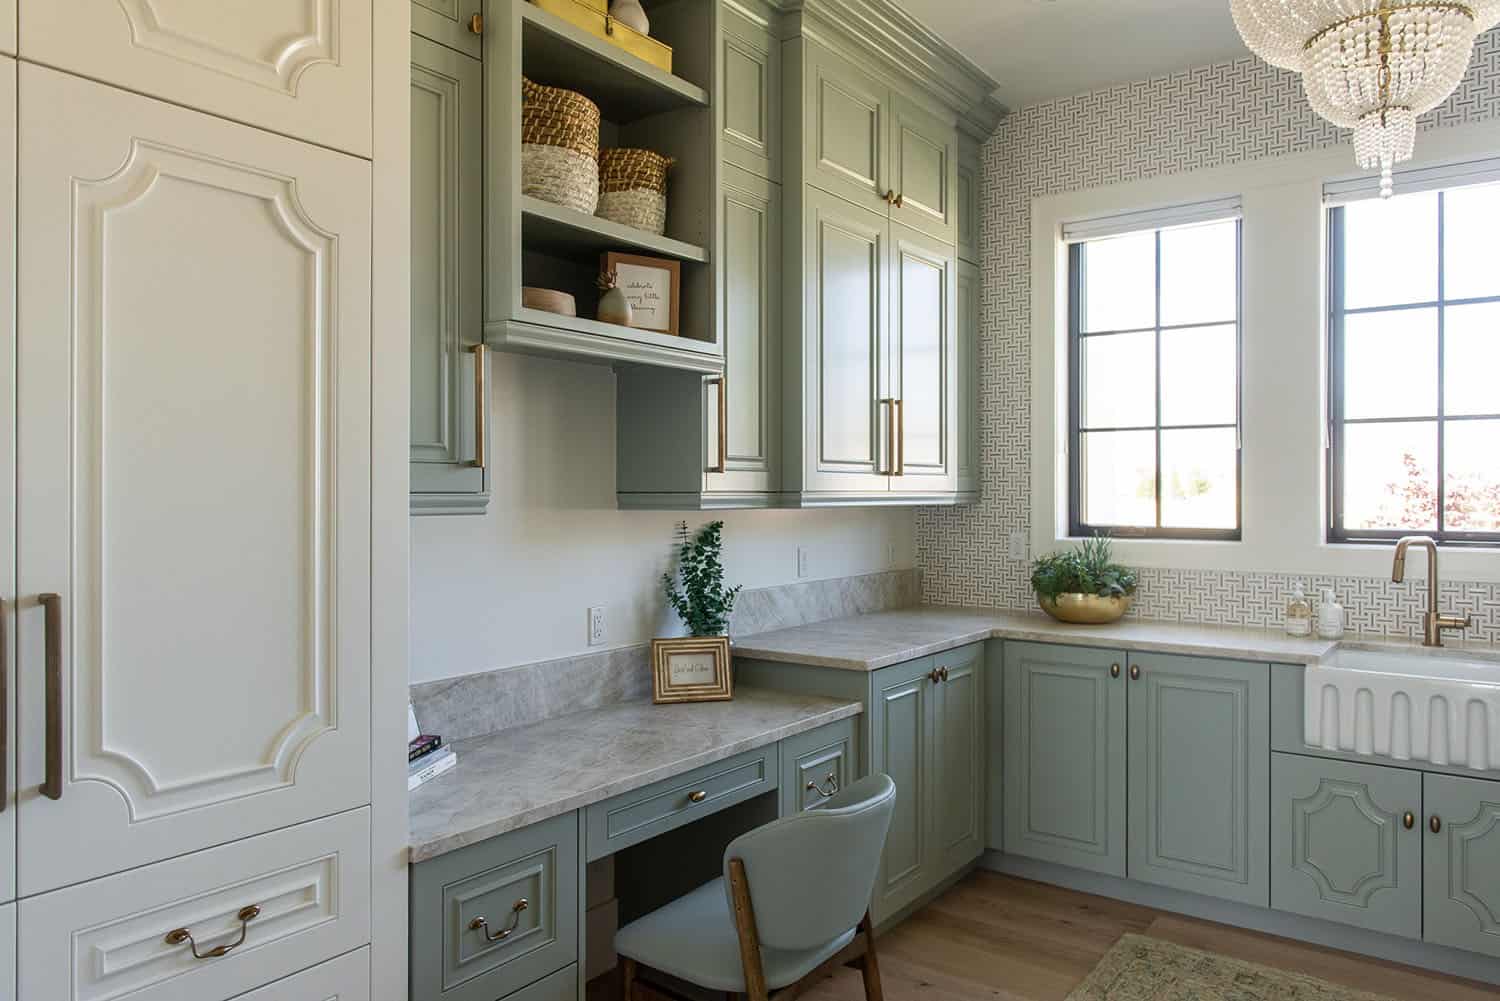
[898,0,1251,109]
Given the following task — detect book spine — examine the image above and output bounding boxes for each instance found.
[408,750,457,790]
[408,734,442,762]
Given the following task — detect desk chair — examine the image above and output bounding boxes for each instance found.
[614,773,897,1001]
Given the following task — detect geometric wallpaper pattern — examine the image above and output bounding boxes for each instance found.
[915,32,1500,644]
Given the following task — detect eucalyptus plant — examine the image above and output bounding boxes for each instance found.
[1030,534,1138,601]
[662,520,742,636]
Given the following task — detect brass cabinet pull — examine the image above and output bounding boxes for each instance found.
[882,189,895,205]
[1430,815,1442,834]
[878,399,896,476]
[165,905,261,960]
[938,666,950,682]
[927,668,941,684]
[40,593,61,801]
[806,772,839,799]
[470,898,528,942]
[470,345,487,470]
[893,399,904,476]
[468,12,484,33]
[1403,812,1416,830]
[1129,664,1141,681]
[605,13,614,35]
[707,376,727,474]
[1110,663,1121,679]
[688,789,708,804]
[894,193,904,209]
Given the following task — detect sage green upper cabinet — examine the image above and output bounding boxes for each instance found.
[889,95,957,245]
[1004,642,1127,877]
[721,0,780,183]
[889,224,957,494]
[1127,653,1269,907]
[411,35,489,514]
[955,259,979,498]
[413,0,483,57]
[1271,753,1422,939]
[796,186,892,496]
[931,644,984,875]
[956,132,980,265]
[1425,773,1500,959]
[801,40,891,217]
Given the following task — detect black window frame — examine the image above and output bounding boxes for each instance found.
[1327,194,1500,547]
[1066,221,1244,541]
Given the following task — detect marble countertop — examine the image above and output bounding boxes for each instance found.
[408,687,863,863]
[730,606,1353,671]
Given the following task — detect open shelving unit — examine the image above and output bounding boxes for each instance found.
[483,0,722,372]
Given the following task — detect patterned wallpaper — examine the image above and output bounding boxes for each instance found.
[916,32,1500,645]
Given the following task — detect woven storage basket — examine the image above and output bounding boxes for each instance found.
[597,148,674,234]
[522,77,601,214]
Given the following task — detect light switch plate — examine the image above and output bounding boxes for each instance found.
[1008,531,1028,561]
[797,546,809,579]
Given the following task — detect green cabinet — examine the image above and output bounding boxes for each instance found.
[1271,753,1422,939]
[1003,642,1127,877]
[781,717,857,816]
[932,644,985,874]
[1127,653,1269,906]
[955,132,980,266]
[1425,772,1500,959]
[799,39,891,217]
[413,0,483,57]
[889,93,957,245]
[889,223,957,495]
[720,0,780,183]
[411,34,489,514]
[955,258,979,498]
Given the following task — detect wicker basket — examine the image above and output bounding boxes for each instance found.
[521,77,601,214]
[597,148,674,234]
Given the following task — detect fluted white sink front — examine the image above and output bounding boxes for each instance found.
[1304,647,1500,771]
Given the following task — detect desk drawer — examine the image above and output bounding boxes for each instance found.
[781,718,858,816]
[411,811,579,1001]
[586,746,778,861]
[232,948,368,1000]
[19,809,370,1001]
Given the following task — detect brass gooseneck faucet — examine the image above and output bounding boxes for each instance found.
[1391,536,1471,647]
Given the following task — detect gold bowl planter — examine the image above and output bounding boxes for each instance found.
[1037,593,1132,624]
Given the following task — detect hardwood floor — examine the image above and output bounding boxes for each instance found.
[793,871,1500,1001]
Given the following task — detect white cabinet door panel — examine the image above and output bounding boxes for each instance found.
[16,64,372,895]
[20,0,372,156]
[0,56,13,908]
[19,809,370,1001]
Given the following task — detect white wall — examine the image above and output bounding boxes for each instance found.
[410,352,914,684]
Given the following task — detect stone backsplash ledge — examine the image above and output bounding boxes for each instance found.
[410,568,922,742]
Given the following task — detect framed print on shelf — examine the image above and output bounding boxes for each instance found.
[602,251,680,335]
[651,636,732,704]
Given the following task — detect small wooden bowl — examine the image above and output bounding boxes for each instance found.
[522,287,577,316]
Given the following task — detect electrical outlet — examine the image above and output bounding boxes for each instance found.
[1008,531,1028,561]
[588,606,606,647]
[886,541,898,567]
[796,546,809,579]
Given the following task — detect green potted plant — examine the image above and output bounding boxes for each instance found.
[654,522,742,703]
[1029,535,1139,624]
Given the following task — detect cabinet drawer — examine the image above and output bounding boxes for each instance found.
[411,811,579,1001]
[511,963,579,1001]
[232,948,368,1000]
[586,746,778,860]
[781,718,857,816]
[19,809,371,1001]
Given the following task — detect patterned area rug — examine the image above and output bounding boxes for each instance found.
[1066,935,1399,1001]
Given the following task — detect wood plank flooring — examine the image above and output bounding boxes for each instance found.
[792,871,1500,1001]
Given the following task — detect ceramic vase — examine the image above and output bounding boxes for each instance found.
[598,285,634,326]
[608,0,650,35]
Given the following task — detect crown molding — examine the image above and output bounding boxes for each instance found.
[773,0,1007,137]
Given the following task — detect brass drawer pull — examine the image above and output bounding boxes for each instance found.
[1129,664,1141,681]
[470,898,528,942]
[1404,812,1415,830]
[165,905,261,960]
[688,789,708,804]
[806,772,839,799]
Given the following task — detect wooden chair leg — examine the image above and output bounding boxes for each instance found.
[620,957,637,1001]
[728,859,771,1001]
[856,913,884,1001]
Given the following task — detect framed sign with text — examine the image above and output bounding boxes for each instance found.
[650,636,732,704]
[602,251,680,335]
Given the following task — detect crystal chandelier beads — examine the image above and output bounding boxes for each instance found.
[1231,1,1500,195]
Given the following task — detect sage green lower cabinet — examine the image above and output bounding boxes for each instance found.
[1424,772,1500,959]
[932,643,984,874]
[1127,653,1269,906]
[1271,753,1422,939]
[1003,642,1127,877]
[781,716,856,816]
[870,655,936,920]
[410,811,579,1001]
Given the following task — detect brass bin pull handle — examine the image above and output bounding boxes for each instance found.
[1403,812,1416,830]
[41,593,62,801]
[165,905,261,960]
[471,345,487,471]
[707,376,727,474]
[470,899,528,943]
[806,772,839,799]
[688,789,708,804]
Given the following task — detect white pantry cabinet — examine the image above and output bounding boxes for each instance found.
[15,64,373,896]
[19,0,373,156]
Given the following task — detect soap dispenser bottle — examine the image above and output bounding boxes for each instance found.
[1318,588,1345,640]
[1285,583,1313,637]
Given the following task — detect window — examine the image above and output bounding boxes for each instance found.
[1329,181,1500,544]
[1067,214,1242,539]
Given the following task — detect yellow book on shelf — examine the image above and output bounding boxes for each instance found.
[530,0,673,74]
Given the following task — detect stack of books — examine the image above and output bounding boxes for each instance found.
[408,704,457,790]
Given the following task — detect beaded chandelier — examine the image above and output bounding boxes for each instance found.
[1231,1,1500,196]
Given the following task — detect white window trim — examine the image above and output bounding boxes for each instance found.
[1030,117,1500,584]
